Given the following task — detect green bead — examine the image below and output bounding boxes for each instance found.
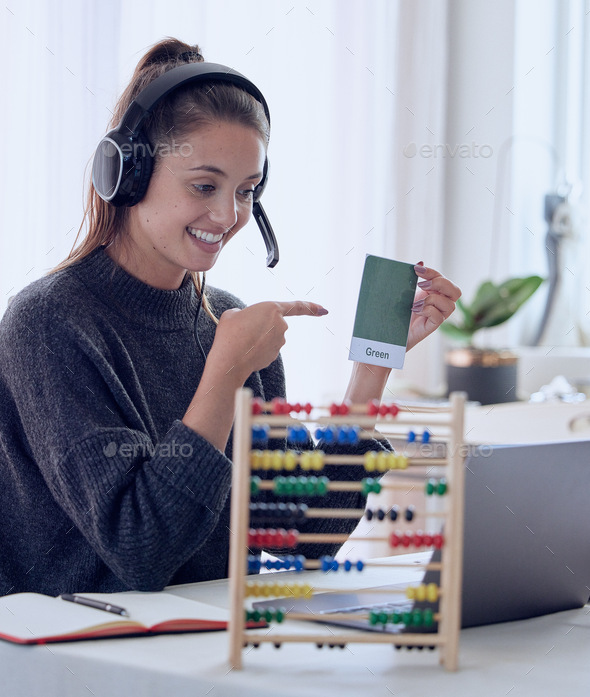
[251,477,261,495]
[392,611,402,624]
[423,608,434,627]
[369,610,378,626]
[251,609,261,623]
[402,611,412,626]
[362,478,373,496]
[412,610,423,626]
[286,475,298,495]
[425,478,436,496]
[378,611,388,626]
[372,481,382,494]
[317,477,329,496]
[437,478,448,495]
[305,476,318,495]
[275,607,286,623]
[245,609,252,622]
[294,477,306,496]
[264,608,275,623]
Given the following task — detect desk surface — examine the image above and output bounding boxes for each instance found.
[1,556,589,697]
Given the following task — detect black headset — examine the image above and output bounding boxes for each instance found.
[92,62,279,267]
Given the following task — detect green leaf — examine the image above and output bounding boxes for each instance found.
[439,321,475,342]
[473,276,543,328]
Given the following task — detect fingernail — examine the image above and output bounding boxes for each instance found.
[412,299,425,311]
[415,260,424,266]
[317,307,329,316]
[414,265,428,277]
[417,280,432,289]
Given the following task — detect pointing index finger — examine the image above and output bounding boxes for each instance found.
[278,301,329,317]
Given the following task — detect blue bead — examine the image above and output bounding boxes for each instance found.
[337,426,349,444]
[344,560,352,572]
[252,425,270,445]
[323,426,336,445]
[348,426,360,444]
[248,556,261,573]
[284,555,295,570]
[331,560,339,571]
[356,560,364,571]
[407,430,416,443]
[297,426,308,444]
[315,427,325,440]
[320,555,331,572]
[422,430,431,443]
[294,555,305,572]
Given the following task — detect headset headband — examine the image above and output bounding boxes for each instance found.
[92,61,278,267]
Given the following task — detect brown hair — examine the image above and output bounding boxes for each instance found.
[51,38,270,321]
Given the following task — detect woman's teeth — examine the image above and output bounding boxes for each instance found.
[187,227,223,243]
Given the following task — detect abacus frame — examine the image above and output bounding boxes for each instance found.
[228,388,466,671]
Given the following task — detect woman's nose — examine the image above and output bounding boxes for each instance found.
[207,193,238,230]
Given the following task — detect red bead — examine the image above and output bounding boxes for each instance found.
[251,398,264,415]
[303,403,312,414]
[401,533,412,547]
[389,532,401,548]
[433,534,444,549]
[368,400,380,416]
[293,403,302,413]
[271,398,284,414]
[422,534,433,547]
[389,404,400,417]
[379,404,389,416]
[329,403,339,416]
[248,529,256,547]
[413,531,424,547]
[285,530,299,547]
[339,402,351,415]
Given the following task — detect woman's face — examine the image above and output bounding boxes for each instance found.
[119,121,266,289]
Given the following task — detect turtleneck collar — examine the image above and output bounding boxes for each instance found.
[70,247,200,331]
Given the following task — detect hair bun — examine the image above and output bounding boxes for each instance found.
[139,38,205,71]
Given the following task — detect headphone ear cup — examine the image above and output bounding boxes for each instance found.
[92,129,154,207]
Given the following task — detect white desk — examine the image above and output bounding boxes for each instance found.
[1,558,589,697]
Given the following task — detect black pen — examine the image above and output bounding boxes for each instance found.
[60,594,129,617]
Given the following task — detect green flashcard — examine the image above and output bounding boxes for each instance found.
[349,255,418,369]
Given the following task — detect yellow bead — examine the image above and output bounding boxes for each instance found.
[376,452,388,472]
[284,450,298,471]
[261,450,273,470]
[364,451,377,472]
[300,452,312,471]
[426,583,439,602]
[272,450,283,470]
[416,584,426,602]
[312,452,324,471]
[303,584,313,598]
[250,450,263,469]
[406,587,416,600]
[397,455,408,470]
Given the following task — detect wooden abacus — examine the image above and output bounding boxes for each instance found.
[228,388,466,671]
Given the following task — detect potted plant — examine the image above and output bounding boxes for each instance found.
[440,276,544,404]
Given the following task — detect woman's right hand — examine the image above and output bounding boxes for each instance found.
[209,300,328,382]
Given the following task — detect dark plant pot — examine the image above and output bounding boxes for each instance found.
[445,348,518,405]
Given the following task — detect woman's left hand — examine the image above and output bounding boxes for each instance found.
[407,264,461,351]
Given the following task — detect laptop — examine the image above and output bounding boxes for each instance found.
[254,440,590,631]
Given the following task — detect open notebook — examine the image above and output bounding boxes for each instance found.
[0,590,263,644]
[255,440,590,632]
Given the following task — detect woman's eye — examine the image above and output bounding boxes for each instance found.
[238,189,256,200]
[193,184,215,195]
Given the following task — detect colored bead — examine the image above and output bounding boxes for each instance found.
[250,450,263,468]
[339,402,351,415]
[402,611,412,626]
[317,477,329,496]
[412,610,423,626]
[426,583,439,602]
[433,533,444,549]
[389,505,400,522]
[377,508,386,521]
[293,556,305,572]
[396,455,408,470]
[364,451,377,472]
[407,430,416,443]
[376,452,389,472]
[422,430,431,443]
[356,560,364,571]
[250,477,261,495]
[404,506,415,522]
[252,424,270,445]
[303,403,312,414]
[378,611,388,625]
[272,450,283,470]
[311,451,324,471]
[369,611,378,626]
[389,532,401,548]
[344,559,352,571]
[300,451,312,470]
[379,404,389,416]
[437,479,448,495]
[389,404,400,417]
[365,508,373,521]
[367,399,380,416]
[329,403,339,416]
[251,398,264,414]
[284,450,297,471]
[413,531,424,547]
[423,608,434,627]
[425,478,436,496]
[416,584,427,602]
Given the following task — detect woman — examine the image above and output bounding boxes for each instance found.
[0,39,460,596]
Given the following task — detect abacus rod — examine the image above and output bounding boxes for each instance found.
[241,633,445,646]
[303,507,447,519]
[253,414,454,428]
[252,448,449,467]
[255,479,448,494]
[247,588,442,598]
[256,400,453,415]
[296,532,444,544]
[298,559,444,571]
[282,611,442,622]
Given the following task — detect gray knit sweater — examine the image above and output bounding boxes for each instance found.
[0,247,387,596]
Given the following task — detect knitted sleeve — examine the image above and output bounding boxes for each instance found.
[0,288,233,592]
